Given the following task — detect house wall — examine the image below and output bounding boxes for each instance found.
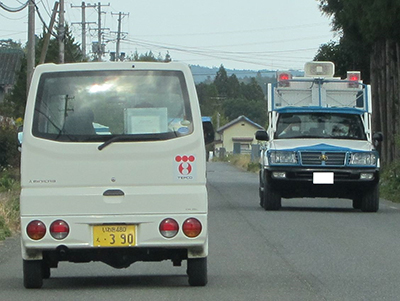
[219,121,260,153]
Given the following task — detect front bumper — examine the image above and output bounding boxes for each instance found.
[264,167,379,199]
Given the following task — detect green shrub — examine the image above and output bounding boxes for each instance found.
[0,215,11,240]
[0,168,20,192]
[380,160,400,203]
[0,118,20,170]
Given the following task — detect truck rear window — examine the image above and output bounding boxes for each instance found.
[32,70,193,142]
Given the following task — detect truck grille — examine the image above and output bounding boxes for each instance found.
[300,152,346,166]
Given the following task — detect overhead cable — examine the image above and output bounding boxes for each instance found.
[0,0,28,12]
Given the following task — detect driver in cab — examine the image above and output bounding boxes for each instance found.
[277,116,301,138]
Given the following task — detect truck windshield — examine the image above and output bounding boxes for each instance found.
[32,70,193,142]
[275,113,367,140]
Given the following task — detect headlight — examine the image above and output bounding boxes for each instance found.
[349,152,377,166]
[268,151,298,164]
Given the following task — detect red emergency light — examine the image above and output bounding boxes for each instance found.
[347,71,361,88]
[277,72,292,87]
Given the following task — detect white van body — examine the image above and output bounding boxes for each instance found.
[20,62,210,288]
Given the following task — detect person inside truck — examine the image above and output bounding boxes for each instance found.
[277,116,301,138]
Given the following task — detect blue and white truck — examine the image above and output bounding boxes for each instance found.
[255,61,383,212]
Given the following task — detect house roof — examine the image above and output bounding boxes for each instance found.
[0,49,23,86]
[216,115,264,133]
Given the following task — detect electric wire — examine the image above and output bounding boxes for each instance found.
[32,0,57,37]
[0,0,28,12]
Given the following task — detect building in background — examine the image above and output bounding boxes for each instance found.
[215,115,264,154]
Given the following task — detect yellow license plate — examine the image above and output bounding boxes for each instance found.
[93,225,136,247]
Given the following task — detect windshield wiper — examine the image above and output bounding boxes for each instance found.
[98,135,165,150]
[98,136,130,151]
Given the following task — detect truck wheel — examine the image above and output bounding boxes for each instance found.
[361,184,380,212]
[352,197,362,209]
[42,261,51,279]
[23,260,43,289]
[263,180,281,211]
[187,257,208,286]
[259,171,264,208]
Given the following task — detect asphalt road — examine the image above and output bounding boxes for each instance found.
[2,162,400,300]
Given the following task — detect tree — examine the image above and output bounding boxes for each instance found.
[128,50,172,62]
[223,98,266,127]
[1,26,84,119]
[318,0,400,165]
[37,24,84,64]
[0,39,22,50]
[314,38,370,82]
[214,65,229,97]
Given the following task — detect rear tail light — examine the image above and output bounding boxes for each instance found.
[182,218,202,238]
[26,220,46,240]
[159,218,179,238]
[50,220,70,240]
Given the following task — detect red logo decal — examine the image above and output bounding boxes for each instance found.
[175,155,195,175]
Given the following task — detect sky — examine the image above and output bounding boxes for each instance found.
[0,0,338,71]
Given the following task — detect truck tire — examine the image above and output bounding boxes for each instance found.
[352,197,362,209]
[187,257,208,286]
[23,260,43,289]
[263,180,281,211]
[361,184,379,212]
[259,171,264,208]
[42,261,51,279]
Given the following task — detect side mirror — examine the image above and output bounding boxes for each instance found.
[17,125,23,152]
[255,130,269,141]
[202,120,214,145]
[372,132,383,145]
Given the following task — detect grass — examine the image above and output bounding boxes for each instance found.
[213,153,260,173]
[0,168,20,241]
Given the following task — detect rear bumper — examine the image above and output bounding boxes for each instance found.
[21,213,208,261]
[263,167,379,199]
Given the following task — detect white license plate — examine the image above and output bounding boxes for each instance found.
[313,172,334,184]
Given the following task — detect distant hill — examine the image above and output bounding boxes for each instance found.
[189,65,304,83]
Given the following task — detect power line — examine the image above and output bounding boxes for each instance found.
[132,22,329,38]
[0,0,28,12]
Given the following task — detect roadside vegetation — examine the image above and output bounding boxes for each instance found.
[0,117,21,241]
[212,153,260,173]
[0,169,20,240]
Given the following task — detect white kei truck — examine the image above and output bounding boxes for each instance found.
[20,62,214,288]
[255,61,383,212]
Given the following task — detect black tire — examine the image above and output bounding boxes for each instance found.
[259,171,264,208]
[187,257,208,286]
[42,261,51,279]
[263,180,281,211]
[23,260,43,289]
[361,184,380,212]
[352,197,362,209]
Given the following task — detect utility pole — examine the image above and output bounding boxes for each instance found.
[111,12,129,61]
[39,2,59,64]
[27,0,35,93]
[95,2,110,61]
[58,0,65,63]
[71,2,96,58]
